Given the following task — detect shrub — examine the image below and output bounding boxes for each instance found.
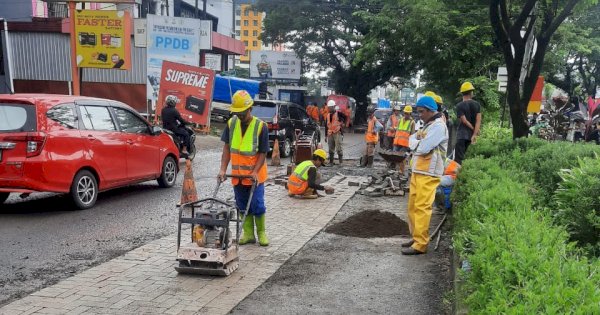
[509,142,600,208]
[554,157,600,256]
[454,156,600,313]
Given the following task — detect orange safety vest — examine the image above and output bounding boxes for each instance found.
[365,117,379,143]
[228,115,268,186]
[387,115,399,137]
[327,112,342,135]
[394,117,413,147]
[287,160,315,195]
[444,159,461,180]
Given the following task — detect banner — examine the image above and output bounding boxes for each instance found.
[74,10,131,69]
[156,61,215,126]
[250,51,301,81]
[146,15,213,103]
[527,76,544,113]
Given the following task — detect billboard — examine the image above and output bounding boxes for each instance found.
[74,10,131,69]
[204,53,222,71]
[156,61,215,126]
[146,15,212,102]
[250,51,301,81]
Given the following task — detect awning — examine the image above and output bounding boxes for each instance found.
[211,31,245,56]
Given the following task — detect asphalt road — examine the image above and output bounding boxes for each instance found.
[0,136,227,306]
[0,129,367,307]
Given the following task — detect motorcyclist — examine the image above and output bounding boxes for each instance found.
[161,95,192,155]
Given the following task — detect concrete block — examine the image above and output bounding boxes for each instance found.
[359,183,369,189]
[348,181,360,187]
[366,191,384,197]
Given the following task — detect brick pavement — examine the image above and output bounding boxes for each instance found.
[0,175,360,315]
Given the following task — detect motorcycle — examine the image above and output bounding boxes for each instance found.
[163,125,197,160]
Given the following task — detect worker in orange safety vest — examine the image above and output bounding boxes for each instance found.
[287,149,334,198]
[361,106,381,167]
[325,100,346,165]
[384,105,401,149]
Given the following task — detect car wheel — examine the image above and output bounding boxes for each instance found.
[0,192,9,204]
[158,156,178,188]
[281,137,292,158]
[70,170,98,210]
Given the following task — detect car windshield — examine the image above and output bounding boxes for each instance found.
[252,102,277,119]
[0,103,37,133]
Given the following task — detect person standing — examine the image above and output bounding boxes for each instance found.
[325,100,346,165]
[393,105,415,174]
[287,149,334,198]
[454,82,481,164]
[402,96,448,255]
[385,106,401,149]
[362,107,381,167]
[218,90,270,246]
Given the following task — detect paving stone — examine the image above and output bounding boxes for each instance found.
[0,176,362,315]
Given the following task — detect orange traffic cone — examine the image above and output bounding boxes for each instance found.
[180,159,199,205]
[271,138,281,166]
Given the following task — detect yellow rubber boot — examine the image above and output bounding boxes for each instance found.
[239,214,256,245]
[255,214,269,246]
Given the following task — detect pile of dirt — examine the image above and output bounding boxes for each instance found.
[325,210,410,238]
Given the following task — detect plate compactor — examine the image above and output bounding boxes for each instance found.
[175,174,256,276]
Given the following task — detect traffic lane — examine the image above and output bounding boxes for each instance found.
[0,145,227,306]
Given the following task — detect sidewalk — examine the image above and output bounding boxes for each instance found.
[0,175,360,315]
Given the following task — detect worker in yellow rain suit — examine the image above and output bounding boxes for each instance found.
[287,149,335,198]
[402,95,448,255]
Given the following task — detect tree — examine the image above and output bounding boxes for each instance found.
[254,0,416,124]
[490,0,598,138]
[544,5,600,97]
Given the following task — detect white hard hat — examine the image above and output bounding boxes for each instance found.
[327,100,336,107]
[394,105,402,111]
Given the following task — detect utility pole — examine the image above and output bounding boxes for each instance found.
[195,0,199,18]
[202,0,207,19]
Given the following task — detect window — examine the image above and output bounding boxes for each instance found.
[289,106,301,120]
[235,30,240,36]
[47,104,77,129]
[0,103,36,132]
[253,20,258,26]
[113,108,149,134]
[243,40,248,47]
[253,30,258,36]
[253,41,258,47]
[80,106,116,131]
[243,20,248,26]
[278,105,289,119]
[243,30,248,36]
[235,20,240,26]
[235,9,241,16]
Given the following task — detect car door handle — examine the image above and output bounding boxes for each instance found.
[127,139,134,145]
[87,135,96,141]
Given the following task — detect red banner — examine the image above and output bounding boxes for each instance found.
[156,61,215,126]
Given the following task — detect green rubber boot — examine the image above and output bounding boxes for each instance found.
[255,214,270,246]
[239,214,256,245]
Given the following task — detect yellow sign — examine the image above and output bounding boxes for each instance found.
[74,10,131,69]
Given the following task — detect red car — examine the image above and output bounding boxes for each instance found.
[0,94,180,209]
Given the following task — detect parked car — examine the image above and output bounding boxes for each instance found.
[252,100,321,158]
[0,94,180,209]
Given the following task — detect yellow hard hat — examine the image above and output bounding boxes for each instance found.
[403,105,413,113]
[460,82,475,93]
[313,149,327,160]
[231,90,254,113]
[434,95,443,104]
[424,91,436,97]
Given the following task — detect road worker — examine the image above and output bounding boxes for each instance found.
[325,100,346,165]
[393,105,416,174]
[455,82,482,164]
[218,90,269,246]
[385,106,401,149]
[361,106,381,168]
[287,149,334,198]
[402,95,448,255]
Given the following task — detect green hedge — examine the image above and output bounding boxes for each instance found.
[453,137,600,313]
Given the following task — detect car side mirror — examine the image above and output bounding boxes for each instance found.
[151,126,162,135]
